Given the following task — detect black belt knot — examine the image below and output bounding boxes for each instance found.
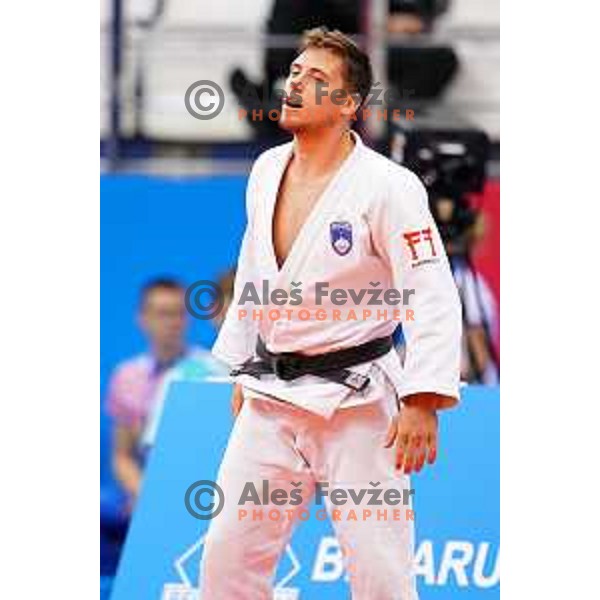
[271,353,303,380]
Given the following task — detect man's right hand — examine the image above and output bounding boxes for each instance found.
[232,383,245,417]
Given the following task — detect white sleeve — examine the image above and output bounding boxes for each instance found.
[211,169,260,369]
[371,167,462,402]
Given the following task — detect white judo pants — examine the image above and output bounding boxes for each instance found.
[199,395,419,600]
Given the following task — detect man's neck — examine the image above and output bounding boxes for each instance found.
[152,345,184,368]
[291,125,355,178]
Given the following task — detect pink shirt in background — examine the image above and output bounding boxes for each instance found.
[107,354,164,430]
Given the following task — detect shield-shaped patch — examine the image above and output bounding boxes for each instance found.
[330,221,353,256]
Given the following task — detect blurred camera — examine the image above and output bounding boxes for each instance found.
[391,127,489,196]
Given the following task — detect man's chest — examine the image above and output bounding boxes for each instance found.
[272,170,333,267]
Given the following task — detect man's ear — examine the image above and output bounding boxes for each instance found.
[342,91,362,119]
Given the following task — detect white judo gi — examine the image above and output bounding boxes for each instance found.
[200,131,462,600]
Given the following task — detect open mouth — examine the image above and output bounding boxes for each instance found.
[285,96,303,109]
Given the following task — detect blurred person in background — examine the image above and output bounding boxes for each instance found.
[101,274,233,594]
[387,0,458,101]
[107,277,217,511]
[141,270,235,448]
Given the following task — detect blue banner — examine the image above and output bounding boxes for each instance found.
[112,382,499,600]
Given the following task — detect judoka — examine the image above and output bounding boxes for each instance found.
[200,27,462,600]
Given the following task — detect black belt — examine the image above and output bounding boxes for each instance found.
[230,336,393,392]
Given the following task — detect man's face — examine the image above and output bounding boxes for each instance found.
[139,287,187,351]
[280,47,357,132]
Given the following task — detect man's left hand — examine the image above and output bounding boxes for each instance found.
[384,405,438,474]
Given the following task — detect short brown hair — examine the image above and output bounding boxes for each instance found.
[299,27,373,110]
[139,277,184,307]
